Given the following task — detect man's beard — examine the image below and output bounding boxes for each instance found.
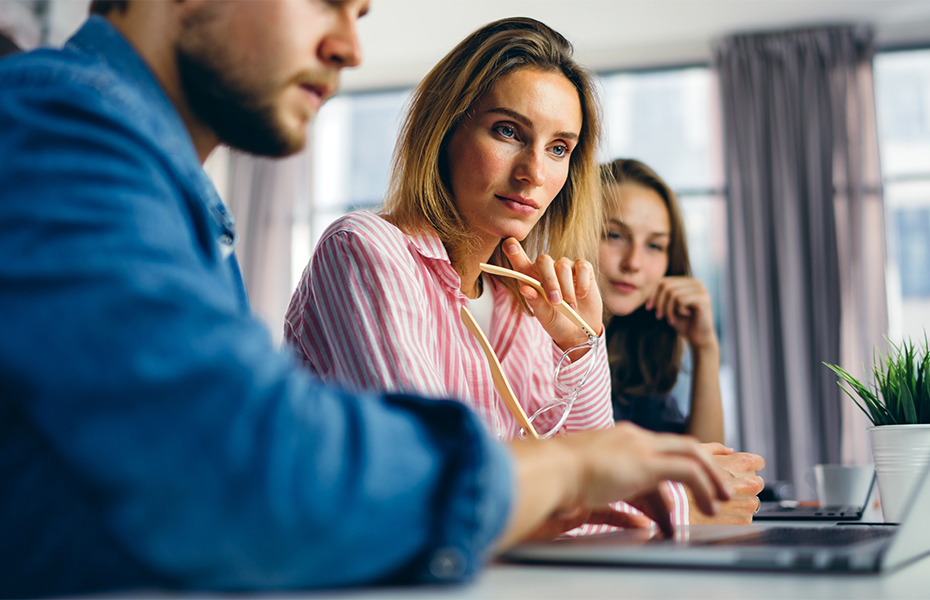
[177,47,305,158]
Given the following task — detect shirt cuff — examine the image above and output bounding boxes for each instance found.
[387,396,514,584]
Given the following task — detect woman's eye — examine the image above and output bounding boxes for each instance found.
[649,243,667,253]
[551,144,568,158]
[494,124,516,138]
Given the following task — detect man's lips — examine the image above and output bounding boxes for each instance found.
[298,83,334,112]
[496,194,540,215]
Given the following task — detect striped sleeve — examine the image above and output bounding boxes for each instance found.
[284,216,449,398]
[568,481,690,537]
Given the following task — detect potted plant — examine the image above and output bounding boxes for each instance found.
[825,337,930,522]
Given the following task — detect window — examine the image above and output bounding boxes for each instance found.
[874,49,930,344]
[309,89,411,248]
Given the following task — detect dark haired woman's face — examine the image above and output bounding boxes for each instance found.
[444,67,582,250]
[598,183,670,316]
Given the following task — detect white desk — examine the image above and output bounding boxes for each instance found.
[106,553,930,600]
[298,557,930,600]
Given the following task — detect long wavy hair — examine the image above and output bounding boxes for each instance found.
[601,158,691,397]
[382,17,604,310]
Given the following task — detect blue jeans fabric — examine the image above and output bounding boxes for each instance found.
[0,17,511,597]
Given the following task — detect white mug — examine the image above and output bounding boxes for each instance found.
[812,464,874,506]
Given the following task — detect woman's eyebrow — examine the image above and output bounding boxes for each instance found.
[486,107,579,141]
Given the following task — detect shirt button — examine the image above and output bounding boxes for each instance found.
[429,547,466,580]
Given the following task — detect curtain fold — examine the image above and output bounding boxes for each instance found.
[714,26,886,495]
[225,149,312,344]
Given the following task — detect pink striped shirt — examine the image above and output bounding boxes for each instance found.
[284,211,688,526]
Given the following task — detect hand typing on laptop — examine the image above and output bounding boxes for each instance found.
[686,443,766,525]
[497,422,730,549]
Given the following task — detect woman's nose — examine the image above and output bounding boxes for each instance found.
[620,244,643,273]
[514,147,545,187]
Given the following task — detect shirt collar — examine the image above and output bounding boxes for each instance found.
[65,16,237,254]
[407,228,464,293]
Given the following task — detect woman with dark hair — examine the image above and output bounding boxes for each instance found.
[599,159,725,443]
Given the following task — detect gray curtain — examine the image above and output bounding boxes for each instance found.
[715,26,884,496]
[225,149,313,344]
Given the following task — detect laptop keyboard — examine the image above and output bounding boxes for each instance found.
[758,504,861,517]
[698,526,895,548]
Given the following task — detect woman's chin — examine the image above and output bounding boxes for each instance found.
[604,297,640,318]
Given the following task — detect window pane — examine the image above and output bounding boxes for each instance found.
[600,68,724,191]
[310,89,410,245]
[874,49,930,343]
[874,50,930,180]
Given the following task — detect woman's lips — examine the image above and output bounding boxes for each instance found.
[610,281,637,294]
[496,194,539,216]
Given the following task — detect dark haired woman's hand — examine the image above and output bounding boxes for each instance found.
[501,237,604,356]
[646,276,717,351]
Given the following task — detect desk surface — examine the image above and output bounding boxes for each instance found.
[309,557,930,600]
[109,554,930,600]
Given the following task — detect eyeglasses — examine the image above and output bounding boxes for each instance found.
[460,264,601,440]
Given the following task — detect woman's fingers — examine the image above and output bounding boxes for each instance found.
[627,488,675,537]
[500,238,602,349]
[646,277,713,330]
[502,238,535,271]
[650,433,731,507]
[701,442,735,456]
[554,258,577,306]
[585,507,654,530]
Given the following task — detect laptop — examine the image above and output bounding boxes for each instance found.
[753,470,877,521]
[501,459,930,573]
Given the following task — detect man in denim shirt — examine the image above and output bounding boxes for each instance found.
[0,1,728,597]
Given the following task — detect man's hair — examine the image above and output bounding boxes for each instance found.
[601,158,692,398]
[89,1,128,16]
[0,30,19,59]
[382,17,604,310]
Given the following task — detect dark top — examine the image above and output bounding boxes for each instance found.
[612,393,688,434]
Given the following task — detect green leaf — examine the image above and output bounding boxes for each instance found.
[823,333,930,426]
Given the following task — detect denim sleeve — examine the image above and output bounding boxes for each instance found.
[0,68,512,593]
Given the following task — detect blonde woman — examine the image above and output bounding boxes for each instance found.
[286,17,612,438]
[285,18,700,529]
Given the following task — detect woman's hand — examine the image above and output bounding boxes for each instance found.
[686,443,765,525]
[646,276,718,351]
[498,423,730,548]
[521,506,653,542]
[501,237,603,354]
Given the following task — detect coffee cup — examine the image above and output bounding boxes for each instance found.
[812,464,874,506]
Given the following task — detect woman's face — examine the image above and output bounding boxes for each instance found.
[598,183,671,316]
[444,67,583,250]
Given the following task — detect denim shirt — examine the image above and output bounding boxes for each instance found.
[0,17,511,597]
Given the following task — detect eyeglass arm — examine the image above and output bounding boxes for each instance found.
[460,306,540,440]
[479,263,600,338]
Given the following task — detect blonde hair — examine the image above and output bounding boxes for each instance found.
[382,17,604,309]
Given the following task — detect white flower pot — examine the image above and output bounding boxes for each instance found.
[868,424,930,522]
